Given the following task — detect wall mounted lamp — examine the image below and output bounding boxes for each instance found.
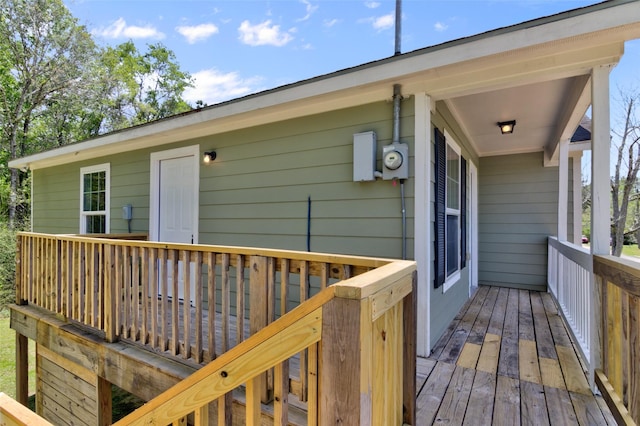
[203,151,217,163]
[497,120,516,135]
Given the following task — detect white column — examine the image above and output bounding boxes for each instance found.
[589,64,612,391]
[591,66,611,256]
[558,138,569,241]
[414,92,432,357]
[572,152,583,245]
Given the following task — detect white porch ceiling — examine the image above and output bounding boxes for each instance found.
[445,75,591,159]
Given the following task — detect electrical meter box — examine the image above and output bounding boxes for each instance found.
[382,143,409,180]
[353,131,377,182]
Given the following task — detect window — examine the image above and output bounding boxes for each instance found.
[434,128,466,291]
[80,164,110,234]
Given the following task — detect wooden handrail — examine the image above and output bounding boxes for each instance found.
[115,260,416,426]
[114,288,334,425]
[593,255,640,425]
[0,393,53,426]
[19,232,391,270]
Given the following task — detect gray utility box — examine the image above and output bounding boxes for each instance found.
[353,131,377,182]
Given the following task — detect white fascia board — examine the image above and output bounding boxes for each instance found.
[10,1,640,170]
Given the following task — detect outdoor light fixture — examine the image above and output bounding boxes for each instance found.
[497,120,516,135]
[203,151,217,163]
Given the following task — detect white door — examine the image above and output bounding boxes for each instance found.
[150,146,200,303]
[158,155,196,245]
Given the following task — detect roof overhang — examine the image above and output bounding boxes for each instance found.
[10,0,640,171]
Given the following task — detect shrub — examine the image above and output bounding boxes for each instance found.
[0,225,17,311]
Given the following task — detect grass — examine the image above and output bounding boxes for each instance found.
[0,313,36,400]
[622,244,640,258]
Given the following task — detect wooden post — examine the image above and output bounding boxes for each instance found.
[319,297,370,425]
[249,255,271,403]
[403,271,417,425]
[104,245,117,342]
[97,376,112,426]
[15,235,29,406]
[15,333,28,406]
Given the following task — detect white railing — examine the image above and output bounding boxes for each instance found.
[547,237,594,385]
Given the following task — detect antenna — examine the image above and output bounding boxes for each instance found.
[395,0,402,55]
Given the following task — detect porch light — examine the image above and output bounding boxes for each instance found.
[497,120,516,135]
[203,151,216,163]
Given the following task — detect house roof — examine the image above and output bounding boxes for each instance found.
[571,125,592,143]
[10,0,640,170]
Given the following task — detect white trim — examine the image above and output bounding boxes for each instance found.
[414,92,431,357]
[79,163,110,234]
[590,65,611,255]
[149,145,200,243]
[442,130,462,294]
[470,162,479,294]
[558,138,569,241]
[572,152,583,245]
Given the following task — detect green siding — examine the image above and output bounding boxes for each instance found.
[30,97,486,351]
[32,101,417,262]
[196,100,416,259]
[478,152,558,291]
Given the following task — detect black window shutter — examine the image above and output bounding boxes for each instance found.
[460,157,467,269]
[434,128,446,288]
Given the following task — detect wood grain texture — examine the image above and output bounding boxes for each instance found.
[433,366,475,425]
[520,380,549,426]
[493,375,521,426]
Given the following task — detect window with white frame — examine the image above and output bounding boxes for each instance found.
[80,164,110,234]
[434,128,467,291]
[446,142,461,278]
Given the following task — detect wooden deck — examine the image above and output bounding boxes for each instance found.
[415,286,616,425]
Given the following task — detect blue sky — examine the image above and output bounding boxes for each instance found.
[65,0,639,109]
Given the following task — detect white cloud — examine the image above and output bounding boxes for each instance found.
[372,13,394,31]
[92,17,165,39]
[297,0,319,22]
[238,20,294,47]
[365,1,381,9]
[323,18,340,28]
[176,23,219,44]
[183,68,264,105]
[434,22,448,32]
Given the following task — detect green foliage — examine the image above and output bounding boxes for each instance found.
[0,0,194,226]
[0,224,17,310]
[97,41,193,132]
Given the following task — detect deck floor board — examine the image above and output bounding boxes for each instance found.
[417,285,614,426]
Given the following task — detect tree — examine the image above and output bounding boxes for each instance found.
[0,1,195,227]
[611,89,640,256]
[0,0,97,227]
[96,41,193,132]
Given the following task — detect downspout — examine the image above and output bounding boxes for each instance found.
[392,84,407,260]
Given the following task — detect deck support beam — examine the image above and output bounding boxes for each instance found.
[15,332,28,406]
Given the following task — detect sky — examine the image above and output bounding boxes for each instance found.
[64,0,640,111]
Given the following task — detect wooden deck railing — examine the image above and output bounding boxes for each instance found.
[14,232,415,424]
[113,260,417,425]
[547,237,595,385]
[593,255,640,425]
